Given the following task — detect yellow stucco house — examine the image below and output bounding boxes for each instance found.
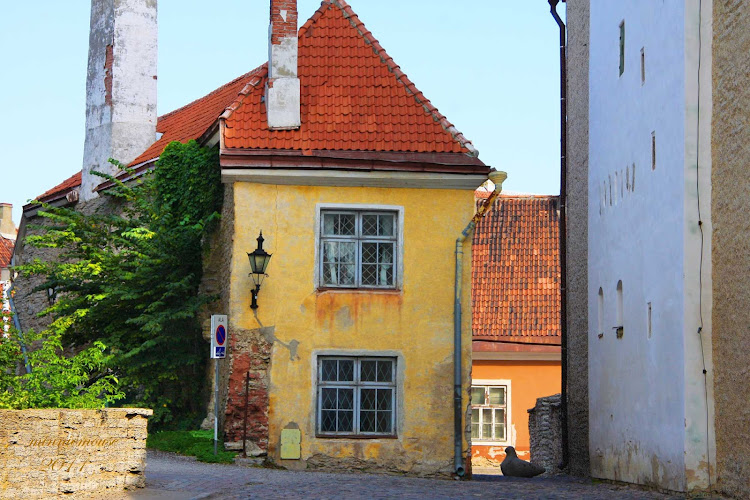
[209,0,499,476]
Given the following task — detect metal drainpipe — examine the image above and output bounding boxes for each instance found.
[6,283,32,374]
[549,0,569,470]
[453,169,507,477]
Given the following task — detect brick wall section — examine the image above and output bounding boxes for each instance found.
[0,408,151,498]
[528,393,563,475]
[270,0,298,44]
[223,328,272,451]
[711,1,750,497]
[564,0,591,478]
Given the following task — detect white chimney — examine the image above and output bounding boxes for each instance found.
[0,204,15,239]
[267,0,301,130]
[80,0,158,202]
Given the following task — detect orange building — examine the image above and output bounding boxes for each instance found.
[471,193,561,466]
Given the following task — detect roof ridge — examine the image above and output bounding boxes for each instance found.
[329,0,478,156]
[219,64,268,122]
[162,65,266,122]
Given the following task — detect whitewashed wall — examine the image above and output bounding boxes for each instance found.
[587,0,687,491]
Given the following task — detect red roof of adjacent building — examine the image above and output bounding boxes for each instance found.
[472,194,561,345]
[222,0,477,158]
[0,236,14,269]
[31,0,484,207]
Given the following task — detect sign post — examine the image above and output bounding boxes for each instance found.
[210,315,227,455]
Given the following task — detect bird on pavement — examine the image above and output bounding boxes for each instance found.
[500,446,546,478]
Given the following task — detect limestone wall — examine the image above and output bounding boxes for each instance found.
[0,408,152,498]
[528,394,562,475]
[711,1,750,498]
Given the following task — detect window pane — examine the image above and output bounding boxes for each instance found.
[362,242,378,264]
[376,389,392,411]
[338,410,354,432]
[323,213,355,236]
[321,388,337,409]
[379,214,394,236]
[376,410,392,433]
[360,361,377,382]
[338,360,354,382]
[489,387,505,405]
[376,360,393,382]
[321,360,337,382]
[360,410,376,433]
[471,387,485,405]
[494,423,506,441]
[482,422,492,440]
[361,389,376,410]
[361,264,378,286]
[321,410,336,432]
[362,215,379,236]
[471,408,480,424]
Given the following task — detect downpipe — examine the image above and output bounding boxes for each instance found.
[549,0,569,471]
[453,170,507,477]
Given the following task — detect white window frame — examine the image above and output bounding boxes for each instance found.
[314,204,404,290]
[470,378,512,446]
[315,355,397,437]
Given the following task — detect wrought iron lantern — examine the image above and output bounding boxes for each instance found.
[247,231,272,309]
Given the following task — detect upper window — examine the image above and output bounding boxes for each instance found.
[319,210,398,288]
[317,356,396,437]
[471,383,509,443]
[619,21,625,76]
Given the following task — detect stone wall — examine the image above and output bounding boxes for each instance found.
[528,394,562,475]
[0,408,151,498]
[711,1,750,498]
[564,0,590,478]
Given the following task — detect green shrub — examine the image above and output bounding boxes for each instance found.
[147,430,237,464]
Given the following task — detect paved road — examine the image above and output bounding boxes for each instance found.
[98,451,681,500]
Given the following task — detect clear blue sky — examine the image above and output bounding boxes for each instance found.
[1,1,564,226]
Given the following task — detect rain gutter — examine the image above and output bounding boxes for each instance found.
[453,169,507,477]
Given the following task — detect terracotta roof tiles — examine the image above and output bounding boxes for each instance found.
[0,235,14,269]
[222,0,477,156]
[472,194,561,345]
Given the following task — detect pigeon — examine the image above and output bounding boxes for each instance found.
[500,446,546,478]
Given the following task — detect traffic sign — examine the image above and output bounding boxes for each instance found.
[210,315,227,359]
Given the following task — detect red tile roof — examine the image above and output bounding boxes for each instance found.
[32,0,484,207]
[222,0,478,157]
[472,194,561,345]
[0,235,14,269]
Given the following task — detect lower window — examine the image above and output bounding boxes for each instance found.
[471,383,509,443]
[317,357,396,436]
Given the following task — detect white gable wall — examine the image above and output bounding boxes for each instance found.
[588,0,687,491]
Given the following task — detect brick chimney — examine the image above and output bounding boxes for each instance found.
[266,0,301,130]
[0,204,15,239]
[80,0,158,202]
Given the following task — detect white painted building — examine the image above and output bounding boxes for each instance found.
[586,0,714,492]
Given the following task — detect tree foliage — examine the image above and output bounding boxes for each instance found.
[17,140,222,426]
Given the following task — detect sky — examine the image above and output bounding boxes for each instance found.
[0,1,564,227]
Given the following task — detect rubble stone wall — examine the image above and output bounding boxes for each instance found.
[528,393,563,475]
[0,408,152,499]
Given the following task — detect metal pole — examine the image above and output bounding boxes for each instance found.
[214,359,219,456]
[243,371,249,458]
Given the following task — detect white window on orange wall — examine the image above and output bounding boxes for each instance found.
[470,380,511,445]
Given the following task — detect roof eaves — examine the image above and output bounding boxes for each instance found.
[331,0,479,157]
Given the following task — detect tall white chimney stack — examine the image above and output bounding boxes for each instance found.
[80,0,158,201]
[267,0,301,130]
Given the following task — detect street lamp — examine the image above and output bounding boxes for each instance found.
[247,231,272,310]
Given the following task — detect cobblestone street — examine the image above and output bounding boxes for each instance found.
[92,451,684,500]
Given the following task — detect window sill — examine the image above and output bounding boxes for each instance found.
[316,287,402,294]
[472,440,511,447]
[315,434,398,440]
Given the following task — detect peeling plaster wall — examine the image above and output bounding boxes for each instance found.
[227,183,474,476]
[81,0,157,201]
[711,0,750,497]
[588,1,688,492]
[565,0,591,478]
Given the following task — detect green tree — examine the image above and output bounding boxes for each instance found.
[18,140,222,426]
